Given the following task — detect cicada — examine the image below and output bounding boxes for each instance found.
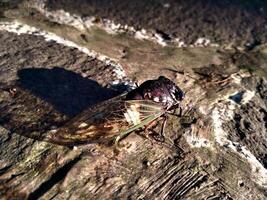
[44,76,184,147]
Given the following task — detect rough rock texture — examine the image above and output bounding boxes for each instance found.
[46,0,267,46]
[225,77,267,168]
[0,1,267,199]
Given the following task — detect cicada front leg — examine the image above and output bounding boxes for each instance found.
[143,115,168,143]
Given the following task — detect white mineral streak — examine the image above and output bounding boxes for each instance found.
[134,29,150,40]
[33,0,170,46]
[174,38,186,47]
[0,20,133,85]
[212,90,267,187]
[241,90,255,104]
[154,32,168,46]
[184,132,212,148]
[194,38,211,46]
[31,0,218,47]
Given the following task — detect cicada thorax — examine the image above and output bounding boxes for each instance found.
[126,76,183,110]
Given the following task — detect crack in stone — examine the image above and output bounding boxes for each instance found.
[28,155,81,200]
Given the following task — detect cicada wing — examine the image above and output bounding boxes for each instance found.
[46,98,165,146]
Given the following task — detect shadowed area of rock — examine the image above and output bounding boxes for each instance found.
[17,67,120,116]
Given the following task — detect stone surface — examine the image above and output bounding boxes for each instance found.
[46,0,267,46]
[0,1,267,199]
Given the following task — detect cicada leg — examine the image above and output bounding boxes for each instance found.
[166,105,182,117]
[160,115,168,138]
[143,115,168,142]
[114,113,164,149]
[167,103,196,125]
[144,120,158,135]
[114,133,129,148]
[180,103,197,125]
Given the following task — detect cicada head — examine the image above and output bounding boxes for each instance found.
[126,76,184,110]
[156,76,184,109]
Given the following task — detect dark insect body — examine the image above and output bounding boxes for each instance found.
[45,76,184,146]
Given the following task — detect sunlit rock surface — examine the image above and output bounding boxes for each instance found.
[0,1,266,199]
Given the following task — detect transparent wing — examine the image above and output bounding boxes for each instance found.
[46,96,165,146]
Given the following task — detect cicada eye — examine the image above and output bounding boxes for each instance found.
[175,87,184,101]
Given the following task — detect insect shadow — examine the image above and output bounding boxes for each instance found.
[1,67,131,146]
[0,67,127,141]
[16,67,123,117]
